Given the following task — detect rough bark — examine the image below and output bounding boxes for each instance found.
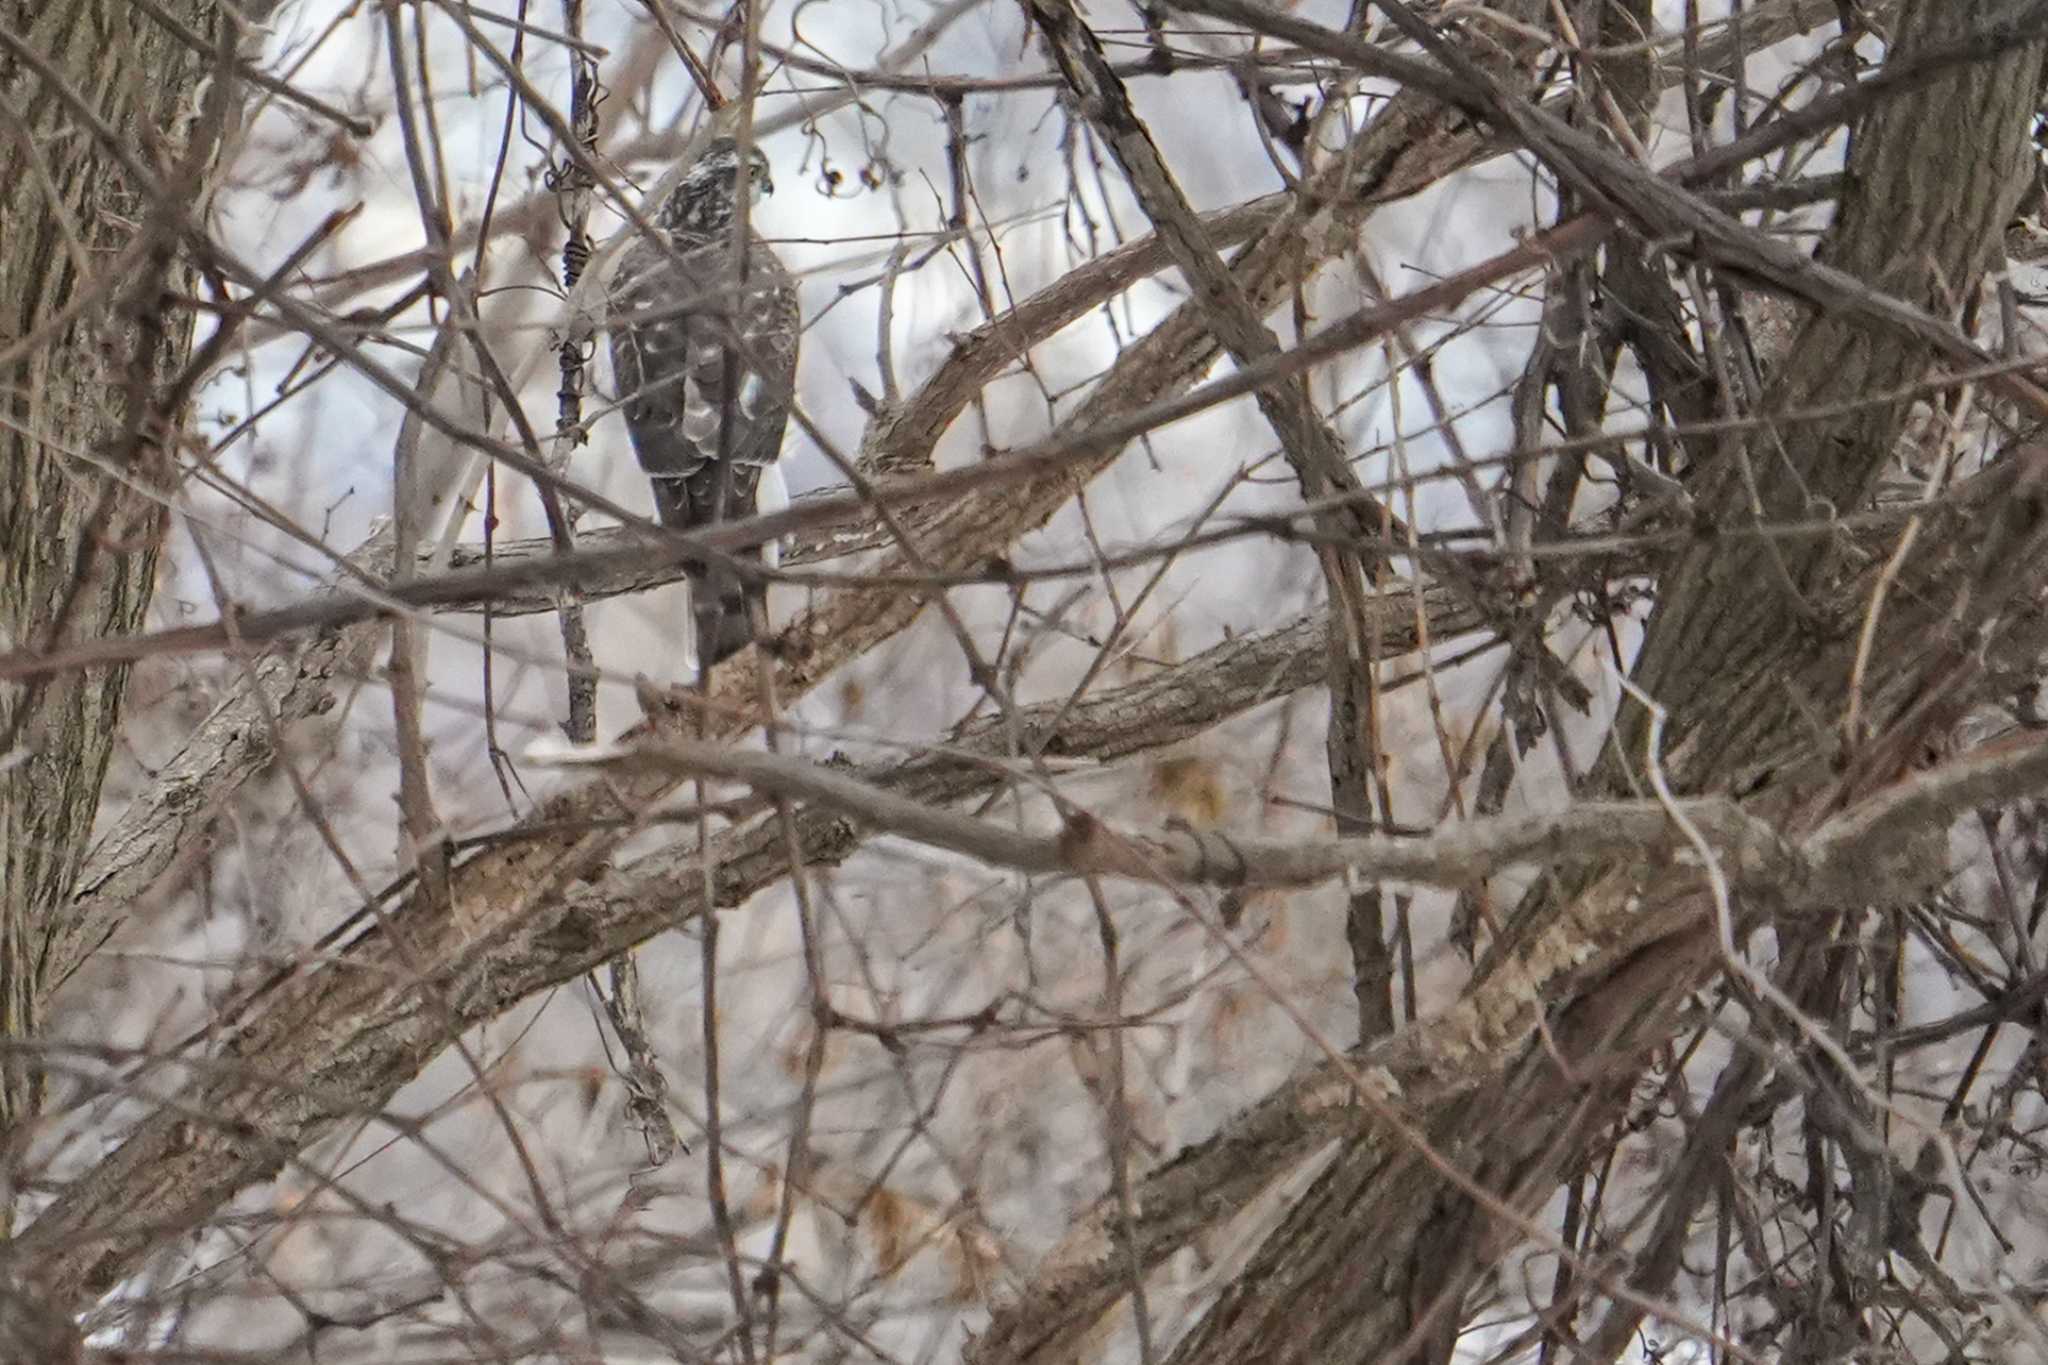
[963,431,2048,1364]
[1624,4,2048,784]
[0,594,1485,1298]
[1151,6,2046,1363]
[0,0,223,1138]
[0,0,1985,1348]
[0,48,1533,1298]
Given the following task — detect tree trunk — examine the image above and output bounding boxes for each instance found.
[0,0,222,1146]
[1161,5,2046,1361]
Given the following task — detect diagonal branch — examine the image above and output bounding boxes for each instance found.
[1021,0,1451,1039]
[13,49,1560,1302]
[10,0,1922,1319]
[1,588,1473,1297]
[1127,6,2048,1362]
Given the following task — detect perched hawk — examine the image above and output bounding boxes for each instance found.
[609,137,800,672]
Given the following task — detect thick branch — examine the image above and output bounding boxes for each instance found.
[5,0,1910,1315]
[1140,6,2048,1362]
[1,590,1477,1297]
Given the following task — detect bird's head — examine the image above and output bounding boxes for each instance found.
[657,137,774,241]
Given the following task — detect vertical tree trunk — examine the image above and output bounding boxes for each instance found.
[1161,4,2046,1361]
[0,0,222,1144]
